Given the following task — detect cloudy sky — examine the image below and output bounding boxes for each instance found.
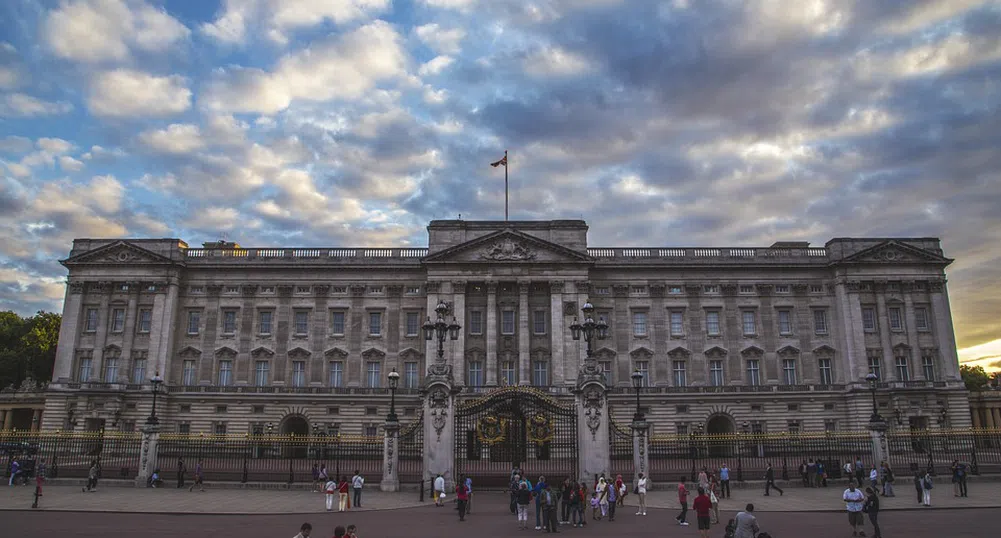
[0,0,999,369]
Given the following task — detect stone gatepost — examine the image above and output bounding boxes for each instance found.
[575,362,609,482]
[869,417,889,467]
[631,418,650,489]
[135,422,160,487]
[422,361,457,491]
[381,420,401,492]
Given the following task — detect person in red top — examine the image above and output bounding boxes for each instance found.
[692,487,713,538]
[456,473,470,522]
[337,476,350,512]
[675,477,690,526]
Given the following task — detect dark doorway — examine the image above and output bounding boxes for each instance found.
[281,416,309,458]
[706,415,736,458]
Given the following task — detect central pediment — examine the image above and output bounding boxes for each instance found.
[423,229,592,264]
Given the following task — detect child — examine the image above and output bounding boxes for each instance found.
[346,524,358,538]
[590,491,600,520]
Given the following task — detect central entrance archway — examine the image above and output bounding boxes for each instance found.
[281,415,310,458]
[706,414,736,458]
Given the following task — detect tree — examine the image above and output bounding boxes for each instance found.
[0,311,61,391]
[960,364,990,392]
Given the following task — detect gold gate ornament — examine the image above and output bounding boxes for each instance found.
[476,415,508,445]
[527,413,554,443]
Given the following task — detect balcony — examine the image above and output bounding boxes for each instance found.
[183,247,428,265]
[586,246,829,265]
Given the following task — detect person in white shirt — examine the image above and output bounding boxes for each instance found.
[434,474,446,506]
[351,471,365,508]
[635,472,649,515]
[293,522,312,538]
[843,483,866,537]
[869,466,879,490]
[324,477,337,511]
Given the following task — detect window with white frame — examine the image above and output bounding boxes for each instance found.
[222,310,237,334]
[813,309,828,335]
[532,360,549,386]
[703,284,720,294]
[501,310,515,335]
[404,361,419,388]
[218,360,232,386]
[533,309,547,335]
[187,311,200,335]
[330,311,345,335]
[631,285,646,295]
[366,361,381,388]
[921,353,935,380]
[255,360,270,386]
[867,349,882,380]
[104,357,119,383]
[84,308,99,332]
[259,311,273,335]
[818,358,833,385]
[894,353,909,381]
[746,359,760,386]
[824,419,838,432]
[368,312,382,336]
[131,358,147,384]
[739,285,754,294]
[635,360,650,387]
[406,286,421,295]
[705,311,721,336]
[862,307,877,331]
[111,308,125,333]
[182,360,196,385]
[469,311,483,335]
[775,285,790,294]
[595,286,610,295]
[137,309,151,333]
[78,357,93,381]
[741,310,756,335]
[782,359,797,385]
[888,307,903,331]
[787,420,800,433]
[501,360,516,386]
[777,310,792,335]
[810,284,824,293]
[364,425,378,437]
[406,312,420,337]
[668,285,683,295]
[467,360,484,387]
[291,361,306,387]
[673,361,687,386]
[329,361,343,388]
[915,307,929,331]
[670,311,684,336]
[294,311,309,335]
[709,360,724,386]
[632,311,648,336]
[599,360,613,385]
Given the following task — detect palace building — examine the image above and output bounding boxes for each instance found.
[42,219,970,440]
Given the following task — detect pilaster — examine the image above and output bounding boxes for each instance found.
[631,419,650,490]
[422,375,456,490]
[53,281,85,382]
[928,279,960,380]
[575,380,609,481]
[135,422,160,487]
[833,280,866,383]
[874,286,895,381]
[549,281,566,386]
[148,280,179,380]
[518,281,530,386]
[485,282,498,386]
[451,281,467,386]
[869,418,889,466]
[381,420,401,491]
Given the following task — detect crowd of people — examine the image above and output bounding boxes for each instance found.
[292,522,361,538]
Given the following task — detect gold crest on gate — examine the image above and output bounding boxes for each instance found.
[477,415,507,445]
[527,413,554,443]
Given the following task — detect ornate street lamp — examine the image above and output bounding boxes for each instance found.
[423,300,461,363]
[146,371,163,425]
[569,301,609,366]
[387,368,401,422]
[865,372,882,422]
[631,369,645,422]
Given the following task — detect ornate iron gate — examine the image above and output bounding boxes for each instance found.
[454,387,577,487]
[397,412,424,484]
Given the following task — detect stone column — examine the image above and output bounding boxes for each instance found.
[423,369,456,491]
[631,418,650,490]
[485,282,498,386]
[971,407,982,428]
[135,422,160,487]
[148,280,179,379]
[901,286,922,378]
[992,407,1001,430]
[31,409,42,431]
[451,281,467,386]
[549,281,566,386]
[0,410,9,430]
[833,280,865,383]
[53,281,85,382]
[518,282,530,385]
[874,288,895,381]
[929,280,961,380]
[381,420,401,492]
[868,418,889,466]
[985,407,997,429]
[576,374,609,481]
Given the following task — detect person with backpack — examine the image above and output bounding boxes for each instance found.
[920,469,933,506]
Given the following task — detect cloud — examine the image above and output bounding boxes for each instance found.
[58,155,85,172]
[418,0,477,11]
[139,123,205,154]
[414,24,466,55]
[521,47,593,77]
[87,69,192,117]
[201,0,391,45]
[43,0,190,62]
[0,93,73,117]
[419,55,455,76]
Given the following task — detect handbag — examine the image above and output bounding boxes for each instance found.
[710,491,718,504]
[633,485,639,495]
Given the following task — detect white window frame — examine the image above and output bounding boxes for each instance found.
[368,311,383,336]
[862,307,877,331]
[533,309,547,335]
[291,360,306,387]
[330,311,346,336]
[131,358,147,385]
[405,311,421,337]
[186,311,200,335]
[501,310,515,335]
[669,311,684,336]
[78,357,93,381]
[746,359,760,386]
[915,307,929,331]
[111,308,125,333]
[222,310,237,334]
[532,360,549,387]
[921,354,935,381]
[818,358,833,385]
[632,311,648,337]
[895,354,909,381]
[218,360,232,386]
[705,311,721,336]
[137,309,152,333]
[635,360,650,388]
[259,311,273,335]
[599,360,613,385]
[182,360,197,385]
[104,357,119,383]
[254,360,270,386]
[294,310,309,335]
[741,310,756,335]
[366,361,381,388]
[329,361,344,388]
[709,360,724,387]
[469,310,483,335]
[888,307,903,331]
[673,360,687,387]
[782,358,797,385]
[777,310,792,335]
[85,308,99,332]
[501,360,516,386]
[467,360,484,387]
[404,361,419,389]
[813,309,828,335]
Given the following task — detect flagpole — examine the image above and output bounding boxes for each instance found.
[504,150,509,222]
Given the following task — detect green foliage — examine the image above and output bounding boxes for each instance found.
[960,364,990,392]
[0,311,61,391]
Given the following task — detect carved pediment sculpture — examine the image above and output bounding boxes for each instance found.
[777,345,800,357]
[288,347,312,359]
[324,347,349,360]
[178,346,202,358]
[812,345,836,357]
[215,346,238,359]
[361,348,386,361]
[740,345,764,358]
[704,346,728,359]
[250,346,275,358]
[667,346,691,360]
[479,238,537,261]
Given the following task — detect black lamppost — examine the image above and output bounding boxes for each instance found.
[146,371,163,425]
[423,300,461,362]
[569,301,609,359]
[387,368,401,422]
[865,372,882,422]
[630,369,645,422]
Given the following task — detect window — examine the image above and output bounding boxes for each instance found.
[777,310,792,335]
[137,309,152,333]
[739,285,754,294]
[782,359,797,385]
[824,420,837,432]
[85,308,99,332]
[676,423,689,435]
[888,307,903,331]
[668,285,683,295]
[290,361,306,387]
[787,421,800,434]
[187,311,201,335]
[183,360,196,385]
[862,307,877,331]
[676,405,689,413]
[468,361,484,387]
[673,361,687,387]
[705,311,721,336]
[533,309,547,335]
[703,285,719,294]
[221,310,237,334]
[406,286,421,295]
[532,360,549,386]
[259,311,273,335]
[709,360,724,386]
[296,286,311,294]
[598,360,612,385]
[751,422,764,434]
[365,425,378,437]
[813,309,828,335]
[178,423,191,434]
[104,357,119,383]
[819,358,833,385]
[366,407,378,416]
[406,312,420,337]
[741,311,756,335]
[368,312,382,336]
[895,354,909,381]
[329,361,343,388]
[670,311,684,336]
[810,284,824,293]
[867,350,882,380]
[501,360,516,386]
[218,360,232,386]
[366,361,381,388]
[131,358,146,384]
[746,360,760,386]
[632,312,648,336]
[255,360,270,386]
[111,309,125,332]
[775,285,790,294]
[330,311,345,335]
[294,311,309,335]
[631,286,646,295]
[635,360,650,387]
[404,361,419,389]
[787,404,799,411]
[214,423,227,435]
[595,286,610,295]
[469,311,483,335]
[215,405,227,414]
[225,286,239,294]
[915,307,929,331]
[922,353,935,380]
[501,310,515,335]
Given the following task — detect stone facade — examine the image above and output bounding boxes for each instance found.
[41,220,970,438]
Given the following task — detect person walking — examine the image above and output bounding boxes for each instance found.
[605,479,617,522]
[35,458,46,496]
[864,487,882,538]
[615,474,627,508]
[83,460,99,492]
[351,470,364,508]
[697,467,709,492]
[843,482,866,537]
[764,463,783,496]
[324,475,337,511]
[880,462,895,497]
[546,484,560,532]
[311,464,320,492]
[595,476,608,520]
[734,504,760,538]
[693,487,713,538]
[675,477,690,526]
[807,459,817,488]
[318,464,329,493]
[456,476,469,522]
[434,474,445,507]
[464,475,473,514]
[8,458,20,486]
[176,457,186,489]
[560,477,573,524]
[575,482,588,527]
[188,459,205,492]
[709,479,720,525]
[516,482,532,530]
[868,465,878,490]
[510,473,521,514]
[920,469,933,506]
[635,472,648,515]
[337,475,350,512]
[535,475,548,529]
[719,463,731,498]
[855,457,865,488]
